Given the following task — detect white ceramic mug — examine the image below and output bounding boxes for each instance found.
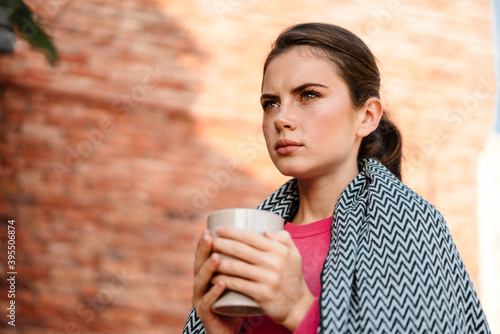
[207,208,284,316]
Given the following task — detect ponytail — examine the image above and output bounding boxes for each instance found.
[358,113,402,180]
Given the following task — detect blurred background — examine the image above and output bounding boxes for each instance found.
[0,0,499,333]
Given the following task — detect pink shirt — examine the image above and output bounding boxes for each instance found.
[239,216,332,333]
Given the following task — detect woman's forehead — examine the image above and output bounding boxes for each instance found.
[261,47,342,92]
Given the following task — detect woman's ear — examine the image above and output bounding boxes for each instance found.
[356,97,383,138]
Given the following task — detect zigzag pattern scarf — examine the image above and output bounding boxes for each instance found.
[183,159,490,333]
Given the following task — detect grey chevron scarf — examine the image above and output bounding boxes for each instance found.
[183,159,490,333]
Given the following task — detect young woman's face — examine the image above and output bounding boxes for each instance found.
[261,47,363,180]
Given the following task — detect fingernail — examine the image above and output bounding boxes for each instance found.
[210,252,219,262]
[215,226,224,234]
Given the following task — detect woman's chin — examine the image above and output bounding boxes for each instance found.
[275,165,311,179]
[271,156,316,179]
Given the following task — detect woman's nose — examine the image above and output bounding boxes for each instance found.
[274,105,297,132]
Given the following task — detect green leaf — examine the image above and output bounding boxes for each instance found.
[3,0,58,66]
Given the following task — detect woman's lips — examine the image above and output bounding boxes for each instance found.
[275,139,303,155]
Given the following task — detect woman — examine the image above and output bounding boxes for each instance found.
[183,23,490,333]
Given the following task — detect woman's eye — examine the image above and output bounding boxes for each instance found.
[301,91,319,101]
[262,101,279,110]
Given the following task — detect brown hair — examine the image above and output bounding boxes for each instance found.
[263,23,402,180]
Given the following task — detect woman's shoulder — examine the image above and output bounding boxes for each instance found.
[361,158,445,223]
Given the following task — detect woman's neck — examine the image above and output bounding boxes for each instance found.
[291,161,360,225]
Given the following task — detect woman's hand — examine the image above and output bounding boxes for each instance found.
[211,226,315,332]
[191,229,243,334]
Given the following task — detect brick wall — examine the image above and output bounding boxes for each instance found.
[0,0,495,332]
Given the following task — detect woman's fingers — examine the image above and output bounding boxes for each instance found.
[265,230,297,250]
[190,229,247,334]
[194,229,213,275]
[213,226,292,253]
[215,255,266,282]
[197,279,226,314]
[212,238,263,264]
[211,274,263,297]
[214,226,274,251]
[193,252,220,301]
[213,228,296,264]
[208,226,314,331]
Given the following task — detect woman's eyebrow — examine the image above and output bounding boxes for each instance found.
[260,93,279,103]
[260,83,328,103]
[290,83,328,95]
